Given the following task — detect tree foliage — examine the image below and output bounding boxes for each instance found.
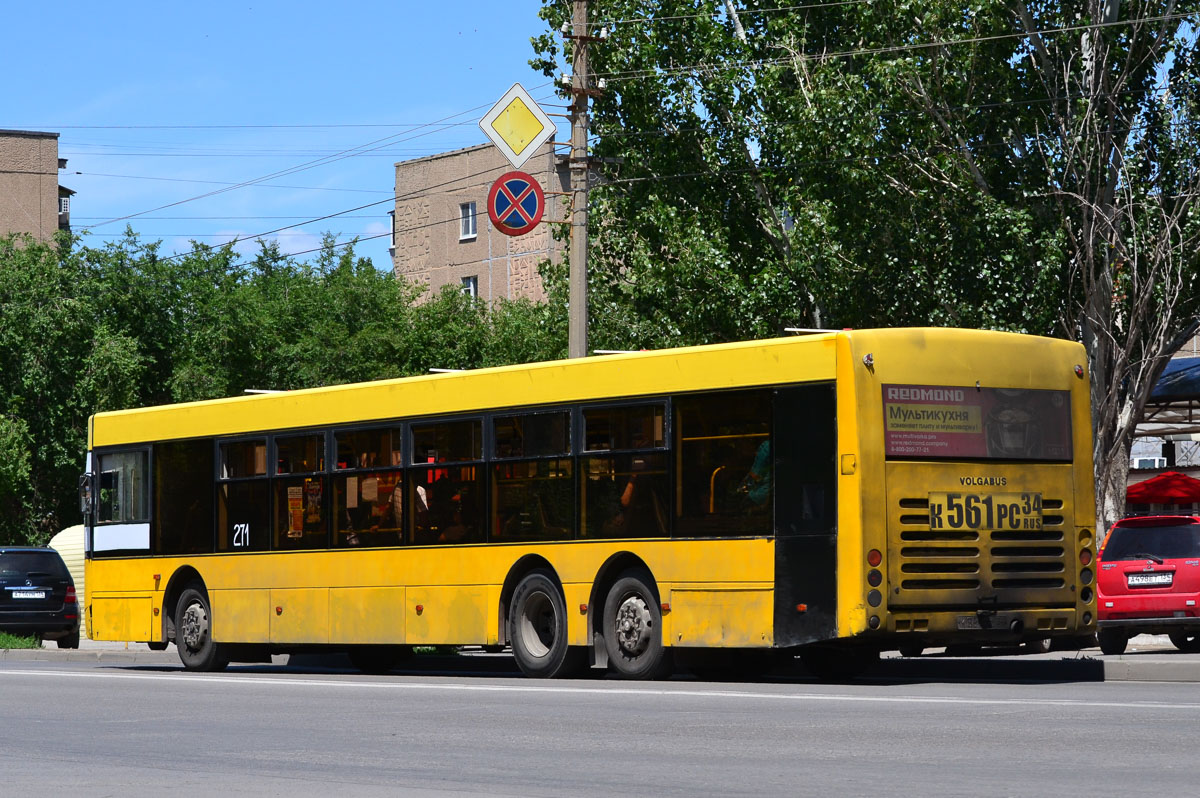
[534,0,1200,528]
[0,232,560,545]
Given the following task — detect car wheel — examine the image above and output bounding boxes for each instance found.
[603,570,672,680]
[175,585,229,671]
[1168,632,1200,653]
[56,628,80,649]
[508,570,585,678]
[1098,628,1128,655]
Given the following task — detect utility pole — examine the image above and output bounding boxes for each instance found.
[567,0,590,358]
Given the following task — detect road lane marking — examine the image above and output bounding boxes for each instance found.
[2,667,1199,710]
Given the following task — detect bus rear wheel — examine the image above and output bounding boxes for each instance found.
[603,571,671,680]
[509,570,584,678]
[1097,628,1128,655]
[176,586,229,672]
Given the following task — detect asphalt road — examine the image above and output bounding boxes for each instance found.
[3,651,1200,797]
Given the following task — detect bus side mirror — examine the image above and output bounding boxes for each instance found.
[78,473,92,517]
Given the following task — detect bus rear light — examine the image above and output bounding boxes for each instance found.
[867,569,882,587]
[867,549,882,567]
[1080,568,1093,585]
[795,603,808,613]
[867,589,882,607]
[1080,587,1093,603]
[1075,364,1084,378]
[153,607,160,616]
[64,586,76,605]
[660,602,671,613]
[579,603,588,614]
[868,615,880,629]
[1080,549,1093,566]
[415,604,424,615]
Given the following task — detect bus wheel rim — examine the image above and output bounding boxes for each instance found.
[517,591,554,659]
[614,596,653,657]
[181,602,209,651]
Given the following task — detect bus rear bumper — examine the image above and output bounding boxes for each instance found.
[882,608,1092,647]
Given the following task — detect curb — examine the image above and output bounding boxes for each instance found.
[0,646,178,665]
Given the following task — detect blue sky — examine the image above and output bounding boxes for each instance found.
[3,1,565,269]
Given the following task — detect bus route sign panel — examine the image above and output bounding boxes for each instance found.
[487,171,545,237]
[882,384,1072,461]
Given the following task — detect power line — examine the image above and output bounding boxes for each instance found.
[591,11,1200,82]
[72,171,392,194]
[588,83,1182,143]
[84,89,539,229]
[73,215,385,221]
[594,0,875,29]
[15,122,482,130]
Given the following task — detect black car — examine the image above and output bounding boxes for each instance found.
[0,547,80,648]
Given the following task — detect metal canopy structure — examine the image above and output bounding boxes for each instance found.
[1138,357,1200,438]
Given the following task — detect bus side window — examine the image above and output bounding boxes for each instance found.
[217,439,270,552]
[673,389,772,538]
[97,451,150,524]
[153,439,215,555]
[580,404,668,539]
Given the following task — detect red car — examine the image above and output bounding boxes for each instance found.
[1097,515,1200,655]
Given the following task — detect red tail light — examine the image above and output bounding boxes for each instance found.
[65,585,77,605]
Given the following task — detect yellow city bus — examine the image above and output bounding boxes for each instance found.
[81,328,1098,678]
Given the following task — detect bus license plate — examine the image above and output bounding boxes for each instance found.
[12,591,45,599]
[956,614,1015,631]
[1127,572,1173,588]
[928,492,1043,531]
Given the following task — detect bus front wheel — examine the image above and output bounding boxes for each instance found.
[509,570,584,678]
[176,586,229,672]
[603,571,672,680]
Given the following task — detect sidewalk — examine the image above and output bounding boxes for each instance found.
[5,635,1200,682]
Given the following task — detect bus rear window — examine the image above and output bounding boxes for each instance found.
[883,384,1072,461]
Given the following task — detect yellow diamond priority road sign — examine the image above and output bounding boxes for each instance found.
[479,83,556,170]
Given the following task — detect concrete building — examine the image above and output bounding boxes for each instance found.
[390,142,568,302]
[0,129,73,239]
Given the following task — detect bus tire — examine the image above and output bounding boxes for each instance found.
[509,570,583,678]
[1098,628,1127,655]
[176,586,229,672]
[603,571,672,680]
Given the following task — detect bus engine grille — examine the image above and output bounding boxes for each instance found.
[890,497,1069,607]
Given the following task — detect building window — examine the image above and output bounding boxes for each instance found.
[59,196,71,215]
[387,210,396,254]
[461,276,479,298]
[459,202,477,240]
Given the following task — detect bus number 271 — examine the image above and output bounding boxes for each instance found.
[232,523,250,547]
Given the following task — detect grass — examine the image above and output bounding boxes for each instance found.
[0,631,41,649]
